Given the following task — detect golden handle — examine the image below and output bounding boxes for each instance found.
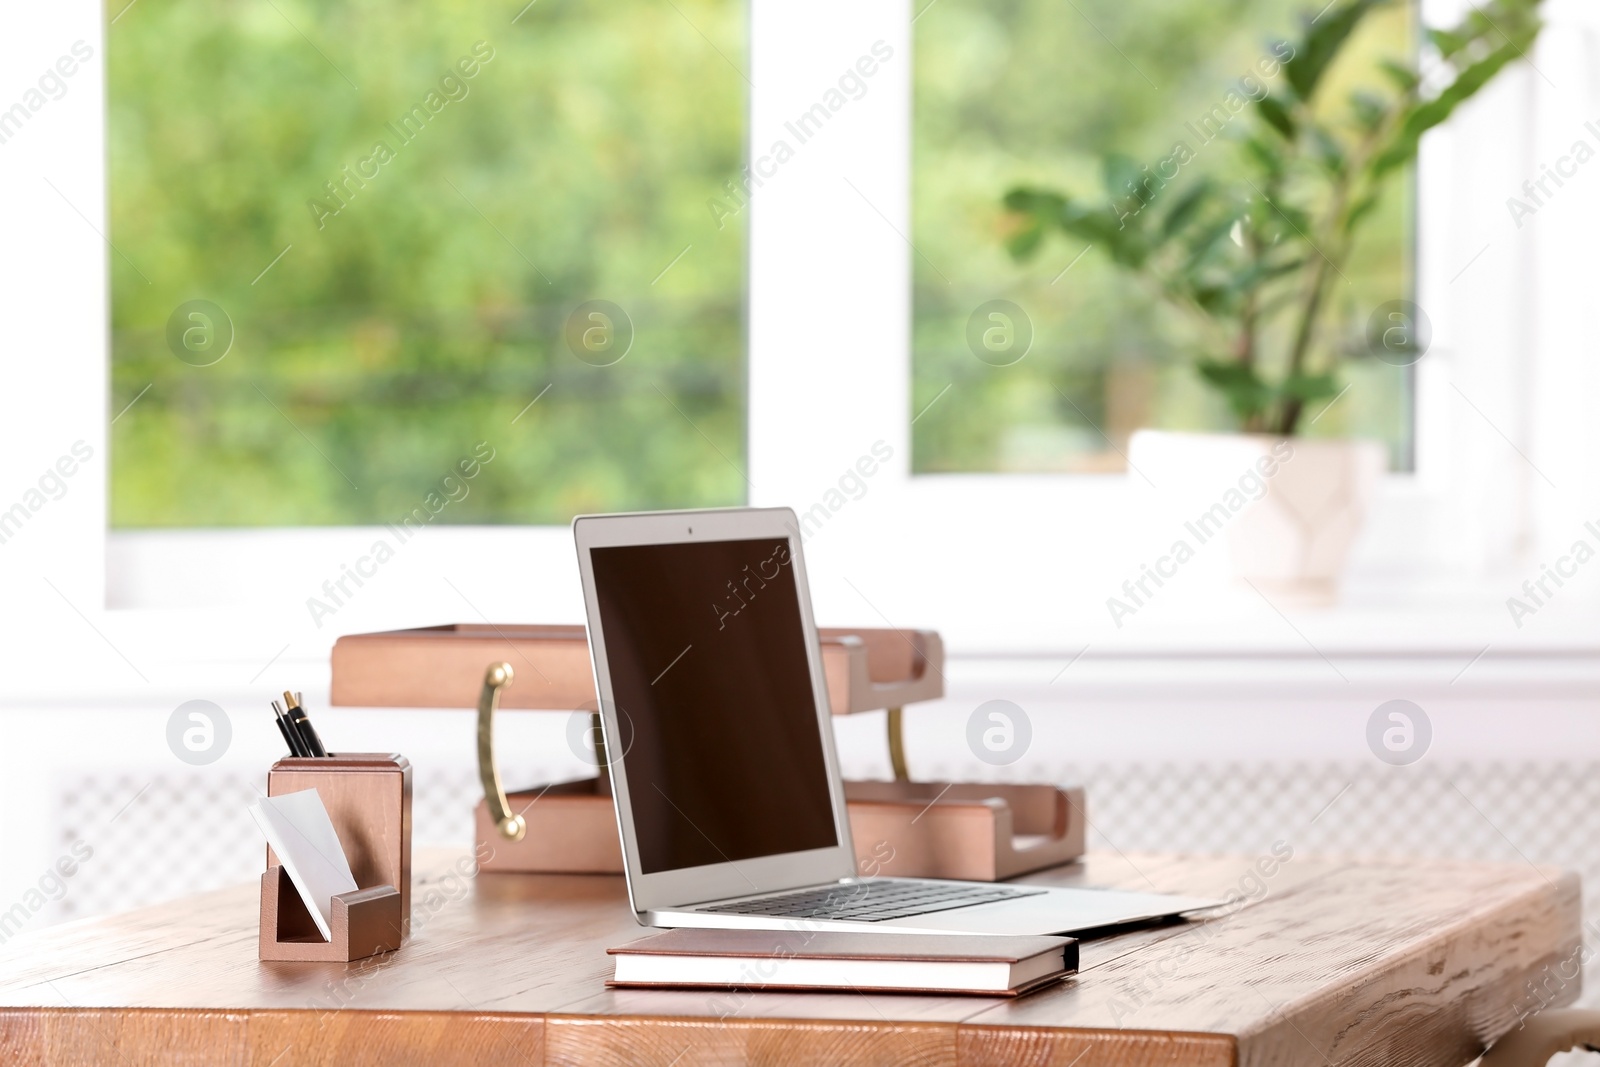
[476,662,525,841]
[886,706,910,782]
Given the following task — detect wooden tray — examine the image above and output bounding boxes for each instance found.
[329,623,1080,882]
[844,780,1087,882]
[476,778,623,875]
[330,624,943,715]
[475,778,1085,882]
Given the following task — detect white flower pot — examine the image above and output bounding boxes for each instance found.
[1127,430,1386,606]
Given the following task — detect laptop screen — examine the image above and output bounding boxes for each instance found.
[589,536,839,875]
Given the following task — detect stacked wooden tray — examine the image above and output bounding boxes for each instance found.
[331,624,1085,881]
[330,624,944,714]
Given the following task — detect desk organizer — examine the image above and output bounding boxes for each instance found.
[330,624,942,717]
[844,781,1086,881]
[331,626,1085,881]
[260,752,412,962]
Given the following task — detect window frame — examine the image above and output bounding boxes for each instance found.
[7,0,1587,682]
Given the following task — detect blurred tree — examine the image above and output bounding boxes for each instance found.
[109,0,747,526]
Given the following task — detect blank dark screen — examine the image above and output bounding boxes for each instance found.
[590,537,839,874]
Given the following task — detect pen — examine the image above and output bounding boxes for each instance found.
[269,701,297,756]
[284,691,329,757]
[273,700,310,757]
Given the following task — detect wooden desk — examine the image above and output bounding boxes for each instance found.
[0,850,1579,1066]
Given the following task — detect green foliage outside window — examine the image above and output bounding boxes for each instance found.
[109,0,747,527]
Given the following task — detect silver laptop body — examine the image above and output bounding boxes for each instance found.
[573,506,1216,935]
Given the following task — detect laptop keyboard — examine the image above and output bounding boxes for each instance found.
[698,881,1048,922]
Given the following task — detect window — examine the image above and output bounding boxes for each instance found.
[71,0,1552,625]
[910,0,1414,474]
[108,0,747,527]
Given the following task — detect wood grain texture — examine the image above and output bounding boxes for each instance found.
[545,1015,957,1067]
[956,1026,1235,1067]
[0,1007,248,1066]
[0,1008,542,1067]
[247,1010,543,1067]
[967,856,1584,1067]
[0,850,1577,1067]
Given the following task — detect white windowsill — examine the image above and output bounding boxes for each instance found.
[12,570,1599,711]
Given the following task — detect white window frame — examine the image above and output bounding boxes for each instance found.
[4,0,1595,703]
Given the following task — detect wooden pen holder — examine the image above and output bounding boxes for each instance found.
[260,752,412,962]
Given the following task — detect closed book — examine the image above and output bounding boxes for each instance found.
[607,928,1076,996]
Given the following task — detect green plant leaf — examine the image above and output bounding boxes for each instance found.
[1160,179,1212,239]
[1005,218,1048,260]
[1307,125,1347,174]
[1068,199,1151,266]
[1284,0,1387,101]
[1000,186,1153,267]
[1280,371,1340,403]
[1102,153,1143,202]
[1002,188,1065,217]
[1182,209,1246,274]
[1369,31,1537,178]
[1254,193,1313,241]
[1197,358,1273,422]
[1378,59,1420,93]
[1349,90,1389,133]
[1342,190,1383,235]
[1192,283,1239,315]
[1256,94,1297,140]
[1234,256,1308,289]
[1427,27,1471,59]
[1243,134,1287,178]
[1000,188,1065,260]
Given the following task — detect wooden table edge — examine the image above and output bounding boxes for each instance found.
[0,1005,1240,1066]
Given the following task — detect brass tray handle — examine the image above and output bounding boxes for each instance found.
[477,662,526,841]
[886,706,910,782]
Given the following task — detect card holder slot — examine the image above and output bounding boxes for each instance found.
[259,866,402,962]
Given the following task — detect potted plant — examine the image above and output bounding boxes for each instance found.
[1001,0,1542,603]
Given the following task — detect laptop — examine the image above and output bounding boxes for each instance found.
[573,506,1217,935]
